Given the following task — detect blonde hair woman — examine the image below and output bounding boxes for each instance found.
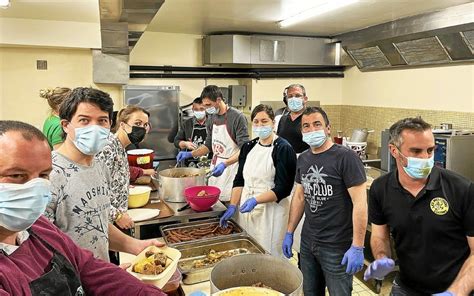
[95,105,154,230]
[39,87,72,149]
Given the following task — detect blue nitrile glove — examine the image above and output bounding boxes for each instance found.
[219,205,236,228]
[189,291,207,296]
[177,151,192,162]
[282,232,294,259]
[341,245,365,275]
[239,197,258,213]
[211,162,226,177]
[432,292,454,296]
[363,256,395,281]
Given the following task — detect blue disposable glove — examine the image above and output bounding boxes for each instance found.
[341,245,364,275]
[432,292,454,296]
[239,197,258,213]
[363,257,395,281]
[282,232,294,259]
[219,205,236,228]
[177,151,192,162]
[211,163,226,177]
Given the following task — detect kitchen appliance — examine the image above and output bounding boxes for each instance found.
[210,253,303,296]
[380,129,474,181]
[123,85,180,161]
[158,167,206,203]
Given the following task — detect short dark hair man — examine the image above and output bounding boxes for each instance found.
[45,87,162,262]
[365,117,474,296]
[0,120,164,295]
[283,106,368,295]
[176,85,249,201]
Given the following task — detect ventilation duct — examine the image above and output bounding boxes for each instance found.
[335,2,474,71]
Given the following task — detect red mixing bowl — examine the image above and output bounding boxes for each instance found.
[184,185,220,212]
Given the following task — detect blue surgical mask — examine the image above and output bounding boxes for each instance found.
[399,150,434,179]
[194,110,206,120]
[206,105,219,115]
[0,178,51,232]
[302,130,327,148]
[287,97,304,112]
[73,125,110,155]
[253,125,273,139]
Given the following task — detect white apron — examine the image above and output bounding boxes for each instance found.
[238,137,289,257]
[208,114,239,201]
[290,153,305,253]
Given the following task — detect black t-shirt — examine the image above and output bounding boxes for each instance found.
[277,112,309,154]
[369,167,474,294]
[295,144,366,247]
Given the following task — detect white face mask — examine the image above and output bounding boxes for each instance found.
[287,97,304,112]
[0,178,52,232]
[194,110,206,120]
[72,125,110,155]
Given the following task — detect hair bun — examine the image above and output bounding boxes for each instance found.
[39,88,54,99]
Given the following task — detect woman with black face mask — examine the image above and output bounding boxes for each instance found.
[95,106,152,234]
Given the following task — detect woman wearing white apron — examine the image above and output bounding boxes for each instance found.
[220,104,297,256]
[176,85,249,201]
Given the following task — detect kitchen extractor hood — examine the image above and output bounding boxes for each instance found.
[94,0,164,84]
[203,34,350,67]
[335,2,474,71]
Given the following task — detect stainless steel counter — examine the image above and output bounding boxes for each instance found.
[132,191,227,239]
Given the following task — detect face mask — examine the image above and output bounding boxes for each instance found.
[287,97,304,112]
[398,150,434,179]
[206,106,219,115]
[253,125,273,139]
[0,178,51,232]
[73,125,110,155]
[194,110,206,120]
[302,130,327,148]
[127,125,146,145]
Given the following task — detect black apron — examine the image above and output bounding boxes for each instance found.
[28,229,84,296]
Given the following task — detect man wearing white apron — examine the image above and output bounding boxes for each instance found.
[177,85,249,201]
[219,104,297,257]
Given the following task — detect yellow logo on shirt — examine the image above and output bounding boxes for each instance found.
[430,197,449,215]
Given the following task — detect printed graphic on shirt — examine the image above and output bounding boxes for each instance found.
[301,165,334,213]
[430,197,449,215]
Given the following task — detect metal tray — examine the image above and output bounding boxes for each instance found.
[175,234,267,285]
[160,218,244,246]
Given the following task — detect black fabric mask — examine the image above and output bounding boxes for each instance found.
[127,126,146,144]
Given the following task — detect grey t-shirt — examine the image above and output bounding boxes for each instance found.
[46,152,111,261]
[295,144,366,247]
[204,106,249,150]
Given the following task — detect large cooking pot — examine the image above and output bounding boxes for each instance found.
[159,167,205,203]
[127,149,154,169]
[350,128,374,143]
[210,254,303,296]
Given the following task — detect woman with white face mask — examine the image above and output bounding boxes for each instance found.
[219,104,297,257]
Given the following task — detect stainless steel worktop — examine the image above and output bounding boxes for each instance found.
[132,191,227,239]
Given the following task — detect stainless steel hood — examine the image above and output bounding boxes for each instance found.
[335,2,474,71]
[94,0,164,84]
[203,34,349,67]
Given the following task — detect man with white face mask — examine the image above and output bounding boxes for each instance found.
[283,107,368,296]
[366,117,474,296]
[174,97,211,166]
[46,87,163,262]
[0,120,165,295]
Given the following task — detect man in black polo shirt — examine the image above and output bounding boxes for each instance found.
[276,84,310,154]
[365,117,474,296]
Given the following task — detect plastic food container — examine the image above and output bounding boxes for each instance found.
[184,185,220,211]
[127,149,154,169]
[128,186,152,208]
[161,268,182,293]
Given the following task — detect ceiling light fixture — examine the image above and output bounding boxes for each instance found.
[0,0,10,9]
[278,0,359,28]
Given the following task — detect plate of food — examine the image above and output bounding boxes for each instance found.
[126,245,181,288]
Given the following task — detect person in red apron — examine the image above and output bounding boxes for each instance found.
[0,120,165,296]
[177,86,249,201]
[219,104,297,256]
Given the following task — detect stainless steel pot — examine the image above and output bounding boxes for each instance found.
[210,254,303,296]
[159,167,205,202]
[350,128,374,142]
